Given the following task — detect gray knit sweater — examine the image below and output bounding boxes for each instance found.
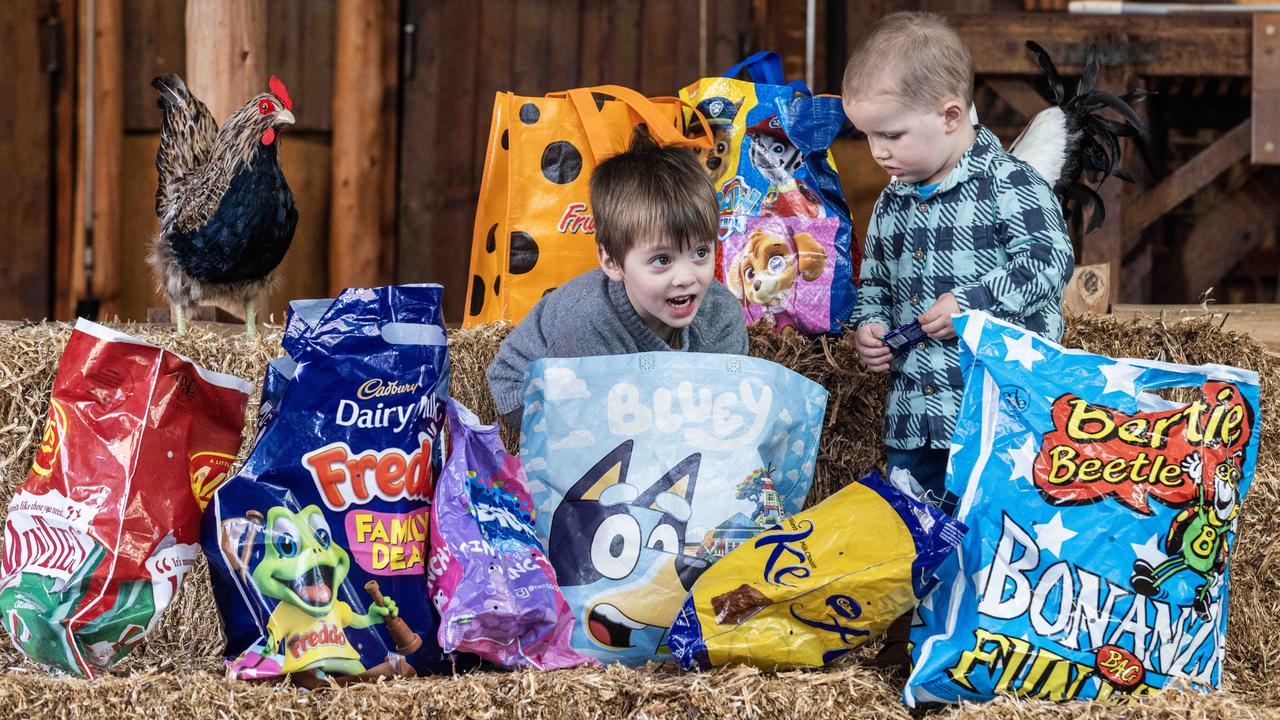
[487,268,749,427]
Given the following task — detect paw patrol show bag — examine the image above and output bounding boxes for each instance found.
[521,352,828,665]
[680,52,859,335]
[906,312,1260,706]
[464,85,712,328]
[203,286,450,681]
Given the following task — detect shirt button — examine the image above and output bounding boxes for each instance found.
[911,293,922,305]
[913,249,925,261]
[923,384,936,396]
[918,202,929,213]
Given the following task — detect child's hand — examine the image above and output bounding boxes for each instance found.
[856,323,891,373]
[918,293,960,340]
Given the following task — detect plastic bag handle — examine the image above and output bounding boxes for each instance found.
[561,85,712,160]
[723,51,786,85]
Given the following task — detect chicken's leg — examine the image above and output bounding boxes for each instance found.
[172,303,187,334]
[244,301,257,340]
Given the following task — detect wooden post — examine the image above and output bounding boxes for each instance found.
[329,0,393,293]
[184,0,267,121]
[90,0,123,319]
[1254,14,1280,165]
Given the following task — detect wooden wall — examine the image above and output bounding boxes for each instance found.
[398,0,752,324]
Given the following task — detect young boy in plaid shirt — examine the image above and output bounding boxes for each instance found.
[843,12,1074,515]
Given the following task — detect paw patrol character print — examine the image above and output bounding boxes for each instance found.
[727,225,829,330]
[548,440,709,653]
[688,96,743,186]
[1130,450,1243,621]
[745,116,825,218]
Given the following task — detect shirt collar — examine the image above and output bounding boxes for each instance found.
[885,124,1001,198]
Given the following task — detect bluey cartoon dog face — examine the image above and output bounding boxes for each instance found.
[548,440,708,651]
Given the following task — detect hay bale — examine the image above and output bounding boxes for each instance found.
[0,315,1276,718]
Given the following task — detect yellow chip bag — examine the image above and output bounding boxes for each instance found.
[668,470,965,670]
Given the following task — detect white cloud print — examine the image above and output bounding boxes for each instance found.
[522,457,548,472]
[550,429,596,450]
[544,367,591,401]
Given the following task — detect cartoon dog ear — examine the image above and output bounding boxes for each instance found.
[565,440,634,502]
[635,453,701,524]
[792,231,828,281]
[726,251,747,302]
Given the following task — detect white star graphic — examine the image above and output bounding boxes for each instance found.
[946,442,964,476]
[1033,512,1077,557]
[1002,332,1044,370]
[1130,533,1169,567]
[1006,435,1039,485]
[1100,362,1144,396]
[920,591,935,612]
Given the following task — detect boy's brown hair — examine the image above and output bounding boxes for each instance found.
[842,11,974,110]
[590,126,719,264]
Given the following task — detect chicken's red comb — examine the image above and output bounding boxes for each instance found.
[269,75,293,111]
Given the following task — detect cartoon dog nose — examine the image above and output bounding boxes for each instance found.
[676,554,710,590]
[753,280,762,291]
[706,156,721,170]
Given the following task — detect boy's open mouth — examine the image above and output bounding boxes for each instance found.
[666,294,696,318]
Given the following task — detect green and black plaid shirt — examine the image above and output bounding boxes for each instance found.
[855,125,1073,450]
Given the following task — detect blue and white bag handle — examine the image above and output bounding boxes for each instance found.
[722,51,812,95]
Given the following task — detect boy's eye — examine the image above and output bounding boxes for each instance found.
[882,133,901,140]
[693,245,711,260]
[650,255,671,267]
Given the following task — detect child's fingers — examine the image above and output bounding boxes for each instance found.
[919,314,952,338]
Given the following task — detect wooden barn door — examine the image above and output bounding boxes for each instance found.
[0,1,59,321]
[397,0,750,325]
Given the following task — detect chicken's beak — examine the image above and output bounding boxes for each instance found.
[275,109,296,126]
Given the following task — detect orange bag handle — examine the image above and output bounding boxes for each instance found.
[561,85,712,160]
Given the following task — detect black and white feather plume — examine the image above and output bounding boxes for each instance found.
[1006,41,1149,232]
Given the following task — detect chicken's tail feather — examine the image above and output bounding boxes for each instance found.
[152,73,219,221]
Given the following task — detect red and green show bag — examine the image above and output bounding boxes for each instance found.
[0,319,250,677]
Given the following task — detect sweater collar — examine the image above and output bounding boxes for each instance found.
[885,124,1001,198]
[606,274,691,351]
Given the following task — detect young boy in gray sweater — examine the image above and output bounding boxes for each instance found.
[487,127,750,429]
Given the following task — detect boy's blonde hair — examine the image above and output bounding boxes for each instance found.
[842,12,973,111]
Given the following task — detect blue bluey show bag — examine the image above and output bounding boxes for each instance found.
[202,286,451,681]
[520,351,828,666]
[906,312,1260,706]
[680,51,859,334]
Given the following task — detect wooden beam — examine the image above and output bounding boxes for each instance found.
[984,78,1047,121]
[90,0,123,318]
[1254,14,1280,164]
[1180,182,1280,299]
[53,0,78,320]
[329,0,393,293]
[952,14,1251,77]
[184,0,266,121]
[1122,119,1252,243]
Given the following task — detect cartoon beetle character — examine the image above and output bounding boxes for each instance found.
[727,225,828,329]
[1130,450,1242,621]
[688,96,743,186]
[548,440,708,652]
[745,116,825,218]
[232,505,400,676]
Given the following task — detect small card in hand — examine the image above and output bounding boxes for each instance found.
[882,320,927,355]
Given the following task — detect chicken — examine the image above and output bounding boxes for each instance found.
[1005,42,1148,232]
[148,74,298,338]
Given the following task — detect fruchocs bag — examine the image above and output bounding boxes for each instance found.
[427,399,595,669]
[669,470,964,670]
[464,85,712,327]
[906,312,1261,706]
[679,52,859,334]
[521,352,828,665]
[1,320,249,677]
[203,286,450,683]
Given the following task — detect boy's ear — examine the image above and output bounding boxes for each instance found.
[941,100,966,133]
[597,244,625,282]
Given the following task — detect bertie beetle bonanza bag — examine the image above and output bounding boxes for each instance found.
[0,320,250,677]
[906,312,1260,706]
[203,286,450,683]
[427,399,594,669]
[521,352,827,666]
[668,470,964,671]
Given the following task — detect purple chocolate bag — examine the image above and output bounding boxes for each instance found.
[427,400,594,669]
